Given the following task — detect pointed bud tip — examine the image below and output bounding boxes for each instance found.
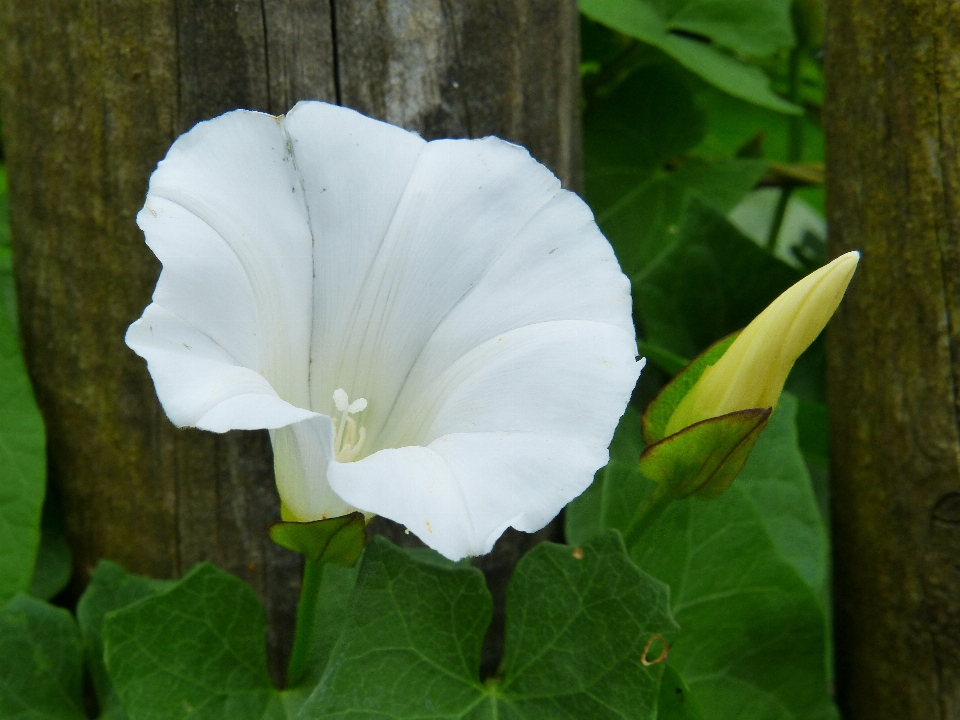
[817,250,859,300]
[661,249,861,437]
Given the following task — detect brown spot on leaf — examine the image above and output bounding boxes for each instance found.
[641,634,669,666]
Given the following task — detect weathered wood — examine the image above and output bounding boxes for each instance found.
[825,1,960,716]
[334,0,581,185]
[0,0,580,681]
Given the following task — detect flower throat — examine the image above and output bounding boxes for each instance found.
[332,388,367,462]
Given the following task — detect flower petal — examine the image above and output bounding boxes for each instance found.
[328,432,607,560]
[331,320,641,559]
[128,109,316,426]
[297,129,564,438]
[270,415,356,522]
[377,189,635,447]
[380,320,642,450]
[280,102,427,419]
[125,305,314,432]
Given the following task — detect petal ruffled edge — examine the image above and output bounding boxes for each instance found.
[126,304,315,432]
[327,431,614,560]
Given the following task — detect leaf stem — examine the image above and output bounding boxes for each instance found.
[766,184,793,251]
[766,34,806,251]
[286,557,323,688]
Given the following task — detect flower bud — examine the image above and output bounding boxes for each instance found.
[663,251,859,436]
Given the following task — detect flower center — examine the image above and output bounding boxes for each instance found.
[332,388,368,462]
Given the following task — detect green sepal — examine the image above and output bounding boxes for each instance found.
[269,512,366,567]
[641,331,739,446]
[643,408,771,499]
[625,408,771,546]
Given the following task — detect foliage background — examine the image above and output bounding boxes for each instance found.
[0,1,841,718]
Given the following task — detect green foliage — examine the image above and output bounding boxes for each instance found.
[269,513,366,566]
[568,396,838,720]
[579,0,800,112]
[28,494,72,601]
[565,404,648,546]
[77,561,173,719]
[87,536,675,720]
[735,397,830,602]
[0,272,45,604]
[583,65,768,287]
[657,664,704,720]
[287,561,360,689]
[102,563,288,720]
[0,594,87,719]
[633,201,801,359]
[304,533,676,719]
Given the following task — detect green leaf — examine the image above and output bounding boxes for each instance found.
[496,533,676,719]
[583,65,768,283]
[734,394,830,602]
[28,493,72,601]
[303,532,677,719]
[0,593,87,719]
[579,0,800,112]
[269,512,366,566]
[646,0,794,56]
[103,563,287,720]
[571,398,837,718]
[632,495,836,718]
[0,290,45,604]
[656,664,703,720]
[633,201,801,359]
[76,561,172,719]
[640,332,738,444]
[304,536,491,719]
[591,400,836,720]
[694,84,824,163]
[585,62,706,184]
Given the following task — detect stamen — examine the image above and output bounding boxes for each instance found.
[338,426,367,463]
[332,388,368,463]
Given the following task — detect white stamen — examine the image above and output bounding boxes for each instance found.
[332,388,368,462]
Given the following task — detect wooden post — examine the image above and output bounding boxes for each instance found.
[0,0,580,680]
[825,1,960,716]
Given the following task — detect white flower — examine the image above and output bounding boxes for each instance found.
[126,101,642,560]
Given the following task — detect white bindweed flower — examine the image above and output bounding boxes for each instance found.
[126,101,642,560]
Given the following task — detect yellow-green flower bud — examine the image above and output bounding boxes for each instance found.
[663,251,859,436]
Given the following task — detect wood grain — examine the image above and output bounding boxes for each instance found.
[825,0,960,715]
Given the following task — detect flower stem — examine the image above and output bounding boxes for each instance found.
[286,556,323,688]
[621,488,676,551]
